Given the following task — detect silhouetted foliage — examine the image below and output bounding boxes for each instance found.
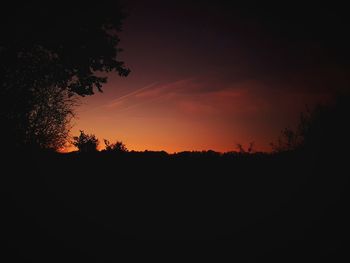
[0,2,129,150]
[72,130,99,153]
[3,94,350,260]
[0,3,129,95]
[236,141,255,154]
[301,94,350,156]
[104,139,128,153]
[25,84,77,150]
[271,93,350,154]
[270,127,303,152]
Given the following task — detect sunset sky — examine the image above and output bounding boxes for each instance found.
[70,1,349,153]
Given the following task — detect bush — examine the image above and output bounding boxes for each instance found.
[104,139,128,153]
[72,130,99,153]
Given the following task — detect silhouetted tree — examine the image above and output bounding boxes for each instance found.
[301,94,350,155]
[236,142,255,154]
[25,85,77,150]
[271,94,350,154]
[247,142,255,153]
[270,127,302,152]
[104,139,128,153]
[0,2,129,150]
[73,130,99,153]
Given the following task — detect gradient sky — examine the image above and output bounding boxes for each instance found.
[69,1,350,153]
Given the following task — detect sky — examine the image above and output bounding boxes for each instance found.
[69,1,350,153]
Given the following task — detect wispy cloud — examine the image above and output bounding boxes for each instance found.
[106,81,159,108]
[134,78,193,98]
[105,78,196,110]
[104,76,328,118]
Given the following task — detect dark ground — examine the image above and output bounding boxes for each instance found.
[1,148,349,262]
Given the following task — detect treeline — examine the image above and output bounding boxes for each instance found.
[68,93,350,159]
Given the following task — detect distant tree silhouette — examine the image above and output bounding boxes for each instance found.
[270,127,302,152]
[271,93,350,154]
[301,94,350,155]
[0,2,129,150]
[247,142,255,153]
[73,130,99,153]
[104,139,128,153]
[236,142,255,154]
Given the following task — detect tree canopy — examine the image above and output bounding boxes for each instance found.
[0,2,130,150]
[1,2,129,95]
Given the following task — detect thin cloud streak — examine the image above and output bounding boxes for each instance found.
[106,81,159,108]
[105,78,195,110]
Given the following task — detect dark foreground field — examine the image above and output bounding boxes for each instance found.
[1,148,349,261]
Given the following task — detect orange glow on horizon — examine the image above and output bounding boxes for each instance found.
[58,2,344,155]
[65,77,332,154]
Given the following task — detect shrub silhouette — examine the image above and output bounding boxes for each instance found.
[73,130,99,153]
[104,139,128,153]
